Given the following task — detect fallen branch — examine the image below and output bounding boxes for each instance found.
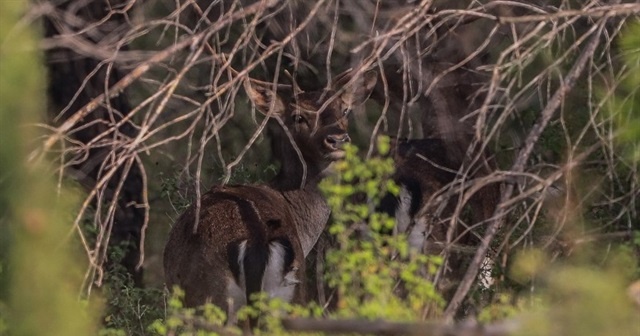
[571,231,634,245]
[281,317,519,336]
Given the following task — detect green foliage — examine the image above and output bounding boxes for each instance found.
[0,0,99,334]
[237,293,324,335]
[633,231,640,247]
[148,289,321,335]
[75,211,166,336]
[606,20,640,161]
[477,293,524,323]
[158,172,192,214]
[148,287,234,336]
[99,248,166,336]
[511,248,638,336]
[320,136,444,320]
[214,162,278,185]
[0,299,7,335]
[476,245,639,336]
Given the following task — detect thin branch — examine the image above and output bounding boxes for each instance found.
[39,0,279,154]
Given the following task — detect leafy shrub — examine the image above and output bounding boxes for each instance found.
[320,137,444,320]
[99,247,166,336]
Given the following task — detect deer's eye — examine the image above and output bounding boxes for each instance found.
[343,109,351,117]
[293,114,306,124]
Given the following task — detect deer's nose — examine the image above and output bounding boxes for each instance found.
[325,134,351,149]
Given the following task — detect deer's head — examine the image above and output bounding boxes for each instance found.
[245,70,377,169]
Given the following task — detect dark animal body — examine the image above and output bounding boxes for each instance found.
[369,138,455,254]
[378,138,499,278]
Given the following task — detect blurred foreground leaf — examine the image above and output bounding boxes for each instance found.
[0,1,99,335]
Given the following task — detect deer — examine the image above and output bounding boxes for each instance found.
[163,70,377,323]
[377,138,457,251]
[378,138,496,246]
[375,137,499,297]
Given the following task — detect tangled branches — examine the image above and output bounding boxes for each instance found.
[30,0,639,315]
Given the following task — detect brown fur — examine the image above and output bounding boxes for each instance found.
[389,137,499,244]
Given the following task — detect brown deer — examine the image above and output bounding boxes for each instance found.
[163,71,377,321]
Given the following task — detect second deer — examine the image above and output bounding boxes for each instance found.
[378,138,499,292]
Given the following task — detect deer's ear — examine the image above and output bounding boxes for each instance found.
[335,70,378,110]
[244,79,286,117]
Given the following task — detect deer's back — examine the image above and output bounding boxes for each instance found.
[163,184,303,307]
[379,138,457,217]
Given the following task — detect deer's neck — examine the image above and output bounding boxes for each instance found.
[270,127,332,256]
[280,186,331,256]
[269,122,331,190]
[273,161,331,257]
[271,149,328,191]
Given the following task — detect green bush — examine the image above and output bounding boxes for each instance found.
[320,137,444,320]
